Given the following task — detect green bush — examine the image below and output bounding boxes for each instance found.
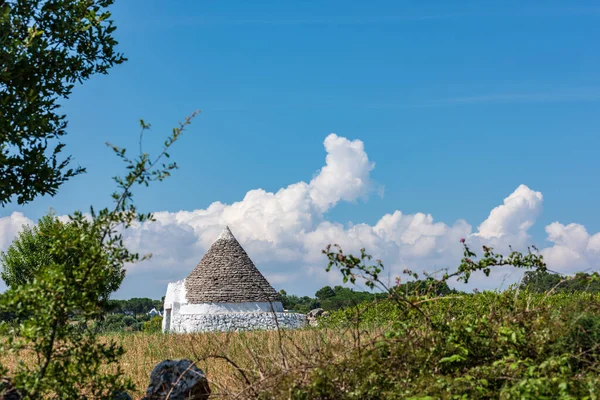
[258,244,600,399]
[268,291,600,399]
[143,316,163,333]
[0,98,198,398]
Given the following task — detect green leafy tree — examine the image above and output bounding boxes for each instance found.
[520,269,563,293]
[0,215,55,287]
[121,315,136,327]
[0,112,198,399]
[143,316,163,333]
[105,299,125,314]
[315,285,336,300]
[97,313,126,333]
[0,0,126,206]
[124,297,154,316]
[521,270,600,294]
[1,214,123,303]
[0,292,14,322]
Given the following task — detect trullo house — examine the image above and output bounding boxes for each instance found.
[162,226,306,333]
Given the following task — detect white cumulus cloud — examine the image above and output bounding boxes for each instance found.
[0,134,598,298]
[540,222,600,274]
[475,184,543,241]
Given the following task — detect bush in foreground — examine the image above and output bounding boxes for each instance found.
[254,244,600,399]
[140,242,597,399]
[272,291,600,399]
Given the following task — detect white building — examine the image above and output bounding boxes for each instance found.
[148,308,162,317]
[162,226,306,333]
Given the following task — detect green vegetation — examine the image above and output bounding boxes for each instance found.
[94,313,154,333]
[279,285,388,313]
[0,215,55,287]
[0,111,197,398]
[282,274,464,314]
[0,1,202,397]
[1,0,599,398]
[0,0,125,206]
[254,245,600,399]
[275,291,600,399]
[0,214,123,303]
[142,316,163,333]
[521,269,600,294]
[106,297,163,317]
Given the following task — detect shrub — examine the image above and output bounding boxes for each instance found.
[122,316,136,327]
[0,113,198,398]
[250,244,600,399]
[143,316,163,333]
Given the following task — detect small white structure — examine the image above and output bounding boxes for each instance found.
[162,226,306,333]
[148,308,162,317]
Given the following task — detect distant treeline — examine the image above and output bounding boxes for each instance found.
[281,270,600,313]
[96,297,165,333]
[521,270,600,294]
[5,270,594,333]
[279,279,462,313]
[105,297,164,316]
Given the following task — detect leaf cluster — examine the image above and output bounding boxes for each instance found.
[0,112,198,399]
[271,289,600,399]
[0,0,126,205]
[259,241,600,399]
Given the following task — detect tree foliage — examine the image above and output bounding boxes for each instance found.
[259,242,600,399]
[0,0,126,206]
[105,297,162,316]
[121,297,154,317]
[143,316,162,333]
[520,269,600,294]
[0,214,55,287]
[280,291,600,399]
[0,112,198,399]
[314,285,335,300]
[0,214,124,303]
[278,286,388,313]
[278,290,321,313]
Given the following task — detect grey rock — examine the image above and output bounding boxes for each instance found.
[0,378,21,400]
[307,308,325,318]
[112,391,132,400]
[307,308,326,326]
[142,359,210,400]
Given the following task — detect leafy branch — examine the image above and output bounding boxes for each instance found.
[0,110,199,399]
[322,239,547,325]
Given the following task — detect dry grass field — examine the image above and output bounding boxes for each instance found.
[116,327,370,398]
[3,292,600,399]
[1,326,373,399]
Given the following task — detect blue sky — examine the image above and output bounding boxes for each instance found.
[1,0,600,298]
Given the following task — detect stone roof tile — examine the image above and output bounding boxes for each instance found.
[184,227,280,303]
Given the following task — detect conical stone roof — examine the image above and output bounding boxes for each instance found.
[184,227,281,304]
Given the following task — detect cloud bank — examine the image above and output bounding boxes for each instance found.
[0,133,597,298]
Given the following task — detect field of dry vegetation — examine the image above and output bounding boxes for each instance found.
[1,325,371,399]
[3,289,600,399]
[115,327,373,398]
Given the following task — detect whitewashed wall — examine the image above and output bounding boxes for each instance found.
[162,279,305,333]
[169,311,307,333]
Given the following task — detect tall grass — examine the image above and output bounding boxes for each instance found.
[2,291,599,399]
[118,291,598,398]
[106,326,376,398]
